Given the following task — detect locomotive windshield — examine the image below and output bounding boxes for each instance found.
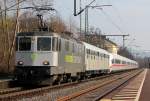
[37,37,51,51]
[19,37,31,51]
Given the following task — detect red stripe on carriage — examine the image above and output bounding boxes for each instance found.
[111,64,127,67]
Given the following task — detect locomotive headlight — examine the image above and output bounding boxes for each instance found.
[43,61,49,65]
[18,61,23,65]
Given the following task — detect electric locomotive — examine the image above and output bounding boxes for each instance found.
[15,31,85,84]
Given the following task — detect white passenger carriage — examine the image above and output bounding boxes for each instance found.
[109,53,138,72]
[83,42,110,75]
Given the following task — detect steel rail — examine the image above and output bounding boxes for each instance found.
[0,87,22,95]
[56,70,143,101]
[0,69,141,101]
[94,70,143,101]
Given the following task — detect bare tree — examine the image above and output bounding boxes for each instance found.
[49,15,67,33]
[8,0,20,72]
[118,47,135,60]
[19,11,39,32]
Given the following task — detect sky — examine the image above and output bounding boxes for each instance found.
[2,0,149,56]
[52,0,150,56]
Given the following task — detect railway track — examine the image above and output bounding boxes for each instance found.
[0,69,142,101]
[57,69,143,101]
[0,87,23,95]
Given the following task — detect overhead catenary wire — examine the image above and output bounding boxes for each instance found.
[112,6,125,29]
[107,0,132,37]
[108,0,127,34]
[106,0,125,26]
[100,9,124,34]
[5,6,56,12]
[0,0,27,13]
[74,0,97,16]
[0,0,15,8]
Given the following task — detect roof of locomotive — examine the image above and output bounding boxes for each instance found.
[17,31,60,36]
[17,31,82,43]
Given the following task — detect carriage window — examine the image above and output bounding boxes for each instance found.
[104,54,106,58]
[78,45,81,53]
[88,49,90,55]
[122,61,126,64]
[86,49,88,54]
[58,39,61,51]
[115,59,121,64]
[37,37,51,51]
[19,37,31,51]
[72,43,75,53]
[112,59,115,63]
[69,42,72,52]
[97,52,99,57]
[107,55,109,58]
[65,41,69,51]
[78,44,81,54]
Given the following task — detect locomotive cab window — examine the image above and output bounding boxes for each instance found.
[16,37,18,51]
[37,37,51,51]
[19,37,31,51]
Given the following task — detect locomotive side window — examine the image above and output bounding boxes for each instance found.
[19,37,31,51]
[16,37,18,51]
[52,37,58,51]
[37,37,51,51]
